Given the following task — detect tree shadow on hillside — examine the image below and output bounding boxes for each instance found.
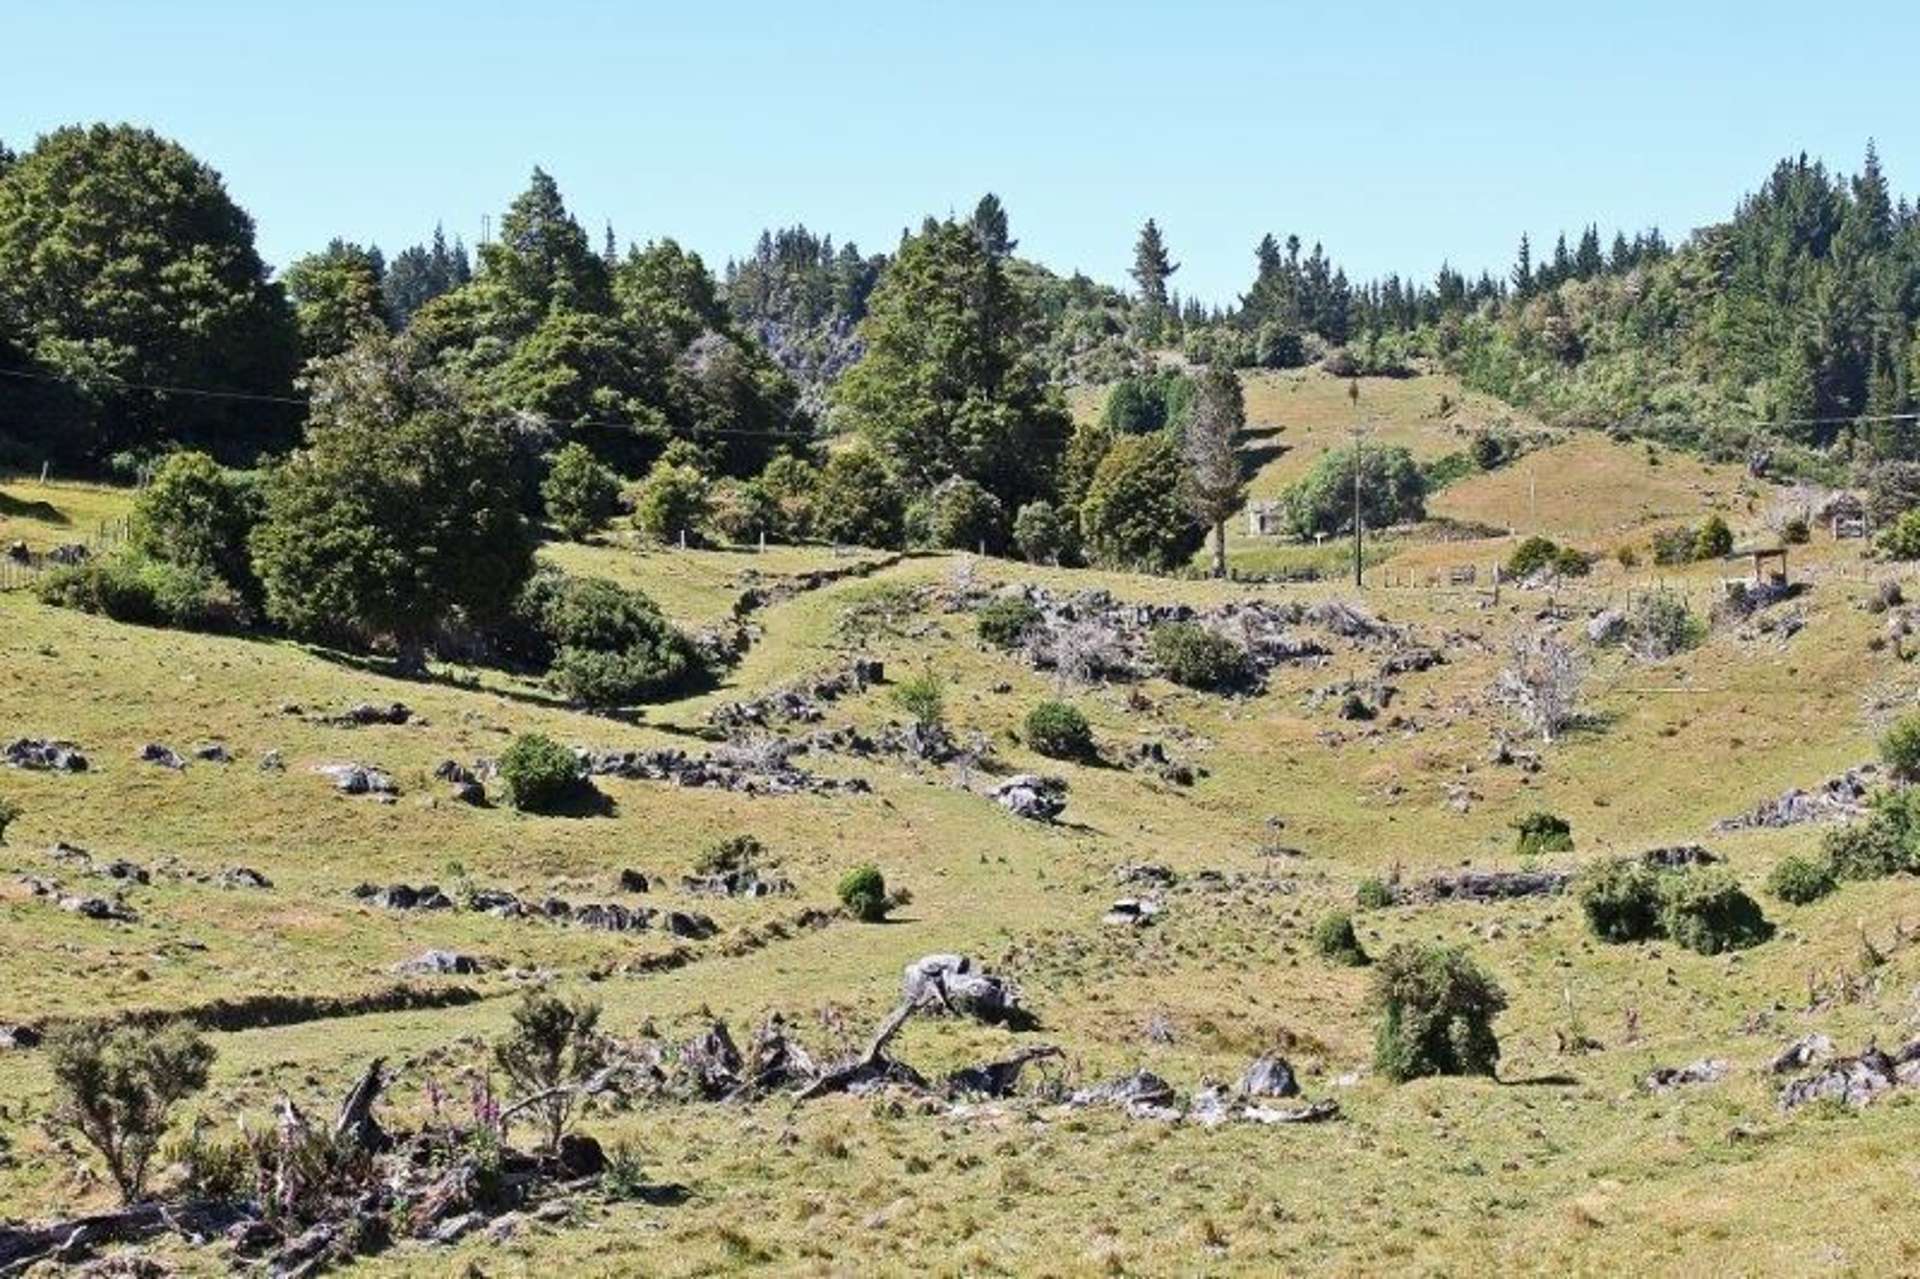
[1559,708,1623,740]
[1239,425,1290,476]
[546,782,618,819]
[0,491,68,523]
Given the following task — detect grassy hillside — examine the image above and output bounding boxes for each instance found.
[6,440,1920,1273]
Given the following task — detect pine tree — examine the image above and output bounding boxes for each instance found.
[1511,233,1533,298]
[969,193,1016,258]
[1131,218,1179,340]
[1183,365,1247,577]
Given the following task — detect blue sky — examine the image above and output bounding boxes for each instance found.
[5,0,1916,306]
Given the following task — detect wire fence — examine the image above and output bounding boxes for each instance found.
[0,516,130,592]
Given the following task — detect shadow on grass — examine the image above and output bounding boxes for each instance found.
[1559,708,1624,740]
[0,491,69,524]
[1497,1072,1581,1088]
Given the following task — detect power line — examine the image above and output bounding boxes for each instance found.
[0,364,821,442]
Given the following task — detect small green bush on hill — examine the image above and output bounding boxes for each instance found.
[1512,811,1573,857]
[1024,701,1093,759]
[1149,622,1251,691]
[1369,943,1506,1083]
[1767,855,1836,905]
[1658,869,1772,955]
[499,732,584,813]
[1312,911,1370,966]
[977,595,1042,649]
[1577,858,1661,942]
[837,864,888,922]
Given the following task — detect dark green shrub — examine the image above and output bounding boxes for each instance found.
[1781,516,1811,545]
[632,461,710,544]
[1694,514,1734,559]
[1821,817,1906,882]
[1025,701,1093,760]
[1767,854,1837,905]
[1078,432,1203,570]
[1577,858,1661,942]
[705,477,782,544]
[1552,545,1593,577]
[1658,869,1772,955]
[1368,943,1506,1083]
[1879,714,1920,782]
[1513,811,1573,858]
[1149,622,1251,691]
[498,732,584,813]
[46,1020,215,1204]
[1012,500,1074,565]
[1505,536,1561,579]
[1355,877,1394,909]
[36,552,245,632]
[977,595,1043,649]
[813,446,905,549]
[0,794,19,844]
[540,442,621,541]
[512,571,701,707]
[924,477,1006,552]
[1879,509,1920,561]
[837,864,888,922]
[1312,911,1370,966]
[129,450,262,596]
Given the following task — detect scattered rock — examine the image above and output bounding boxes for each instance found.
[991,774,1067,821]
[617,869,650,893]
[1644,1058,1730,1092]
[1713,765,1876,832]
[664,910,719,940]
[393,950,487,976]
[257,750,285,772]
[1103,898,1162,927]
[60,894,137,922]
[582,746,869,798]
[137,743,187,770]
[448,780,486,806]
[1778,1039,1920,1110]
[1770,1033,1834,1075]
[1114,863,1177,888]
[681,869,794,898]
[5,738,89,772]
[1586,610,1628,645]
[1389,868,1570,905]
[1238,1054,1300,1099]
[316,763,399,796]
[1069,1069,1177,1111]
[902,954,1024,1025]
[1641,844,1716,869]
[0,1023,43,1050]
[352,883,453,911]
[326,702,413,727]
[192,743,232,763]
[219,867,273,890]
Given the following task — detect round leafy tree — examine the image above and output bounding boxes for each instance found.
[813,446,906,549]
[837,864,888,922]
[1025,701,1093,760]
[541,442,622,541]
[498,732,584,813]
[1078,432,1201,570]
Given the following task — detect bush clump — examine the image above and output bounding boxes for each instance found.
[36,551,246,632]
[46,1021,215,1204]
[837,864,888,922]
[0,794,19,844]
[1767,854,1837,906]
[498,732,584,813]
[1657,869,1773,955]
[977,595,1043,649]
[1012,500,1075,565]
[1577,858,1661,942]
[1694,514,1734,559]
[1879,509,1920,561]
[540,442,622,541]
[1024,700,1093,760]
[1312,911,1370,966]
[510,570,703,708]
[1629,589,1705,659]
[1368,943,1506,1083]
[891,669,946,727]
[1651,525,1697,566]
[1512,811,1573,857]
[1149,622,1252,691]
[631,460,711,544]
[128,449,262,598]
[1879,713,1920,782]
[1355,877,1394,909]
[1504,536,1588,579]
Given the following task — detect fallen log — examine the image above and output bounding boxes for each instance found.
[0,1201,241,1276]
